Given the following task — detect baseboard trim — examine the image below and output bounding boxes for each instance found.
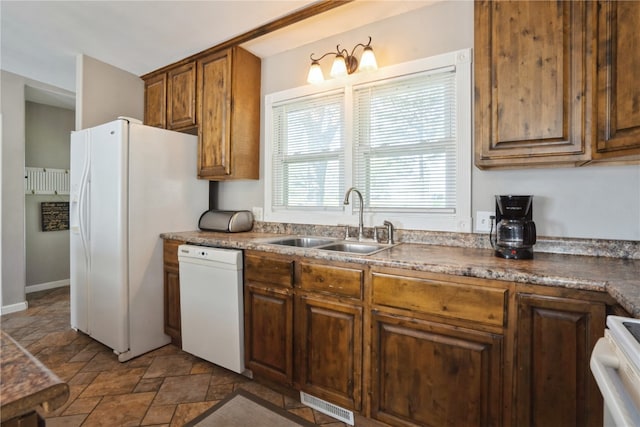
[26,279,69,294]
[1,301,28,315]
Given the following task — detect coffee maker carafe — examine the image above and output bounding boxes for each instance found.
[491,195,537,259]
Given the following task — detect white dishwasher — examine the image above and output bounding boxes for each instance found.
[178,245,245,374]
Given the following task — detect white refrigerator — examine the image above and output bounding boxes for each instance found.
[70,117,208,362]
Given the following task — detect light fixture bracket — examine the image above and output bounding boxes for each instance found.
[340,51,359,75]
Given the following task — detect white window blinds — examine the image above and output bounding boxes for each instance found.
[353,67,457,213]
[271,92,345,209]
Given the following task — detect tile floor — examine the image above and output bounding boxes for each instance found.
[1,287,347,426]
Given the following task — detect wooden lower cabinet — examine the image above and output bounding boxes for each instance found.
[515,293,606,427]
[244,252,294,386]
[243,251,613,427]
[295,294,362,411]
[371,312,504,427]
[163,267,181,346]
[244,284,293,386]
[244,251,364,410]
[163,239,184,346]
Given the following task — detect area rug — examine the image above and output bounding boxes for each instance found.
[184,389,316,426]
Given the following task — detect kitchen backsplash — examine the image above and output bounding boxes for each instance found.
[252,221,640,260]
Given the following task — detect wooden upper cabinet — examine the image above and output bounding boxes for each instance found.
[594,0,640,160]
[142,47,261,180]
[144,63,196,131]
[474,0,593,168]
[144,73,166,128]
[197,47,261,180]
[167,62,196,130]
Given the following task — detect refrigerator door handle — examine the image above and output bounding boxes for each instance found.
[78,143,91,266]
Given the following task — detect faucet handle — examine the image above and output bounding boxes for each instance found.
[374,226,386,243]
[383,220,395,244]
[338,224,351,240]
[373,227,384,243]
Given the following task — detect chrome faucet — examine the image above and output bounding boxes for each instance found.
[343,187,364,241]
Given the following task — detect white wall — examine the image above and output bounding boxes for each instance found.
[473,165,640,240]
[2,71,30,311]
[219,0,640,241]
[76,54,144,130]
[0,113,3,308]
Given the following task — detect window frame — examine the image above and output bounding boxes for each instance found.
[264,48,472,232]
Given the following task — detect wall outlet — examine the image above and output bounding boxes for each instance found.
[251,207,263,221]
[476,211,494,233]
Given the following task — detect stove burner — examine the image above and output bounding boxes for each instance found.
[623,322,640,343]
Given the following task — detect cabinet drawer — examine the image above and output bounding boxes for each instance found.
[163,239,183,268]
[372,273,507,327]
[299,263,363,299]
[245,253,294,288]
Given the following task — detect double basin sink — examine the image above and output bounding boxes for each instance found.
[263,236,396,255]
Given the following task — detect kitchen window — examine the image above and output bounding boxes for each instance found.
[271,91,345,210]
[264,49,471,232]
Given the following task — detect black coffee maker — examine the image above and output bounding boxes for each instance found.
[491,195,537,259]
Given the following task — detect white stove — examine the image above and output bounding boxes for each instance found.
[591,315,640,426]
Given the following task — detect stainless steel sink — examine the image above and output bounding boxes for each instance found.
[263,235,396,255]
[318,242,392,255]
[266,236,337,248]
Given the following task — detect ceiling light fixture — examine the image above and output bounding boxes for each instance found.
[307,36,378,84]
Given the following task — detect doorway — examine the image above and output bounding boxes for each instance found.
[24,85,75,293]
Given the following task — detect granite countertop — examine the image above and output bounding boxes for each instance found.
[0,331,69,422]
[161,230,640,317]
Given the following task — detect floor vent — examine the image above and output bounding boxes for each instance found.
[300,391,354,425]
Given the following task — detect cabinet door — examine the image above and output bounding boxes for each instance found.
[197,49,232,178]
[163,239,182,346]
[244,284,293,386]
[475,0,593,168]
[296,295,362,411]
[515,294,605,427]
[144,73,166,128]
[371,312,503,427]
[197,47,260,180]
[167,62,197,130]
[594,0,640,159]
[163,266,181,346]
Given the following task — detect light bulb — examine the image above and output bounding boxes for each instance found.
[330,55,348,78]
[359,47,378,72]
[307,61,324,84]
